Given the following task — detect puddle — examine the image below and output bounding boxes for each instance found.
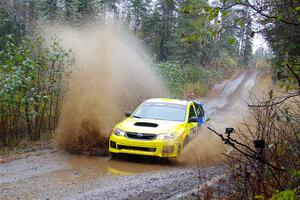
[66,154,174,180]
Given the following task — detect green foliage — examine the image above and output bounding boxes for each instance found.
[179,0,255,66]
[154,62,221,98]
[270,190,296,200]
[0,3,19,48]
[184,81,208,98]
[289,169,300,178]
[0,0,250,71]
[0,35,73,145]
[154,62,186,96]
[139,0,177,62]
[275,62,300,89]
[228,38,236,45]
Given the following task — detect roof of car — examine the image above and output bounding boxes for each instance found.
[145,98,189,105]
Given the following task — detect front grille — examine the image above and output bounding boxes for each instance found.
[117,145,156,152]
[125,132,157,140]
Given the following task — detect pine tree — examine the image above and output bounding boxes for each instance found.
[77,0,97,21]
[237,8,253,66]
[44,0,59,21]
[64,0,79,23]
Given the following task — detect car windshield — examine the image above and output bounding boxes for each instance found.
[133,102,186,122]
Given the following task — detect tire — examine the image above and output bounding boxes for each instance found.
[177,144,182,154]
[183,136,190,148]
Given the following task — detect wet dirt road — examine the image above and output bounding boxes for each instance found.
[0,71,260,200]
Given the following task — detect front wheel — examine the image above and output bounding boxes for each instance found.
[183,136,190,148]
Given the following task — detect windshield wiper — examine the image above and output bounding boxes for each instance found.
[133,115,141,118]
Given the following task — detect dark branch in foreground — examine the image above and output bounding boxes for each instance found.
[237,2,300,26]
[206,126,287,172]
[286,64,300,88]
[218,1,300,26]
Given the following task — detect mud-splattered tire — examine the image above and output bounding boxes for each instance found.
[183,136,190,148]
[177,144,182,154]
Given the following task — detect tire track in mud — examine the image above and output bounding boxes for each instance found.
[0,71,260,200]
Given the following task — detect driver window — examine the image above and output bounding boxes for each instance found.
[195,103,204,117]
[188,105,196,118]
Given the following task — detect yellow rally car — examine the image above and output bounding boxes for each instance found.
[109,98,207,158]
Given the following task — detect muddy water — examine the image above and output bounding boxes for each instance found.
[0,152,173,199]
[67,154,173,178]
[0,71,260,200]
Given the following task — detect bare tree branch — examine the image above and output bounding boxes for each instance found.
[219,1,300,26]
[247,91,300,107]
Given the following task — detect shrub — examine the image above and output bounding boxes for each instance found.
[154,62,211,98]
[226,89,300,199]
[183,81,208,99]
[0,35,73,146]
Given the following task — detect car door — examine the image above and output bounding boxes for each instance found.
[195,102,205,126]
[187,103,198,135]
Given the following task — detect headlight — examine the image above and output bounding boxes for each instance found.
[157,133,176,140]
[114,128,125,136]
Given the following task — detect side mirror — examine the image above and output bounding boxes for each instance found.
[125,111,132,117]
[188,116,199,123]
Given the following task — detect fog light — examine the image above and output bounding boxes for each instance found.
[110,141,116,148]
[162,145,174,154]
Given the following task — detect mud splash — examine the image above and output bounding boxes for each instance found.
[48,22,168,152]
[178,71,260,165]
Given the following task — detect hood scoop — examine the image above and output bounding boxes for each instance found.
[134,122,158,128]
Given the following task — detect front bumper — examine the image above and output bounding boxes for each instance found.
[109,134,180,158]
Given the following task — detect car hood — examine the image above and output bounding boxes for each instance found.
[116,117,184,134]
